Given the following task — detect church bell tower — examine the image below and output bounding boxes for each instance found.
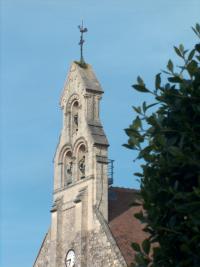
[34,24,128,267]
[50,61,110,267]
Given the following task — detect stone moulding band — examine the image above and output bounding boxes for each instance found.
[53,175,94,194]
[96,155,109,164]
[86,88,104,94]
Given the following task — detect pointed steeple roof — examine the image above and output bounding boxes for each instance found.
[76,62,104,93]
[60,62,103,108]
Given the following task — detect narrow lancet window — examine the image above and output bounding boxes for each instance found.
[72,101,79,133]
[77,144,86,180]
[63,151,73,186]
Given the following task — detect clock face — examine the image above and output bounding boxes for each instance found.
[65,249,75,267]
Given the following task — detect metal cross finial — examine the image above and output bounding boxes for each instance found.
[78,20,88,64]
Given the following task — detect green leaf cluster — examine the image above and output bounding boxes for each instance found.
[125,23,200,267]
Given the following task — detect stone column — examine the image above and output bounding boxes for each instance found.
[64,111,71,142]
[94,95,102,121]
[81,189,88,267]
[74,187,88,267]
[54,162,63,191]
[50,202,58,267]
[56,200,63,267]
[96,153,108,221]
[84,93,93,121]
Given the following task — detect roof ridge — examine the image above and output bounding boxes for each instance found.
[110,186,140,192]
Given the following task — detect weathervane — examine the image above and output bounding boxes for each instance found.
[78,21,88,64]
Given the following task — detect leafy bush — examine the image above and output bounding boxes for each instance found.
[125,24,200,267]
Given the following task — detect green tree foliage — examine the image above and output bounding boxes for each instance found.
[124,24,200,267]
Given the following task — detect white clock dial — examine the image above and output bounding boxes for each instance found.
[65,249,75,267]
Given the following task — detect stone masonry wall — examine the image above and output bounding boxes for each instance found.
[34,230,51,267]
[86,229,125,267]
[60,208,127,267]
[87,207,127,267]
[33,208,128,267]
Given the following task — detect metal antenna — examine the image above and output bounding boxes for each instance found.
[78,20,88,64]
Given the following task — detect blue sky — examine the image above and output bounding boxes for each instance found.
[1,0,200,266]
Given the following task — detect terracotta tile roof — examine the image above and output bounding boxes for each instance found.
[108,187,147,266]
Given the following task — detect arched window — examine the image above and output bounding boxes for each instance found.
[77,144,86,180]
[71,101,79,134]
[63,150,73,186]
[65,94,80,137]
